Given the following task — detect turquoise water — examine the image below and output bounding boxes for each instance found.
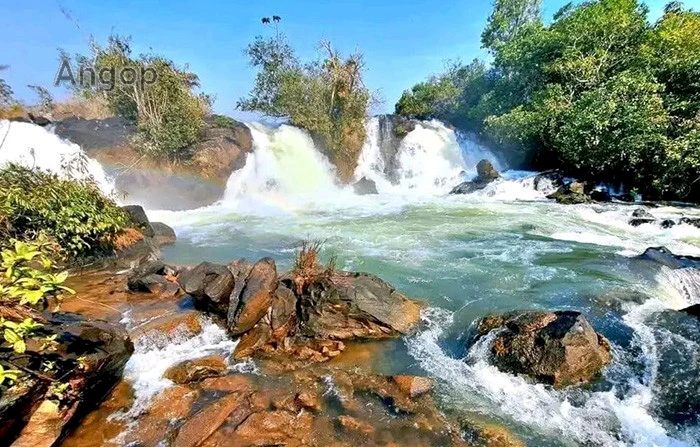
[154,190,700,447]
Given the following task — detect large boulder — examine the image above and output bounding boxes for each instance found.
[178,262,235,314]
[629,208,656,227]
[227,258,278,336]
[450,159,500,195]
[475,311,611,388]
[151,222,177,246]
[636,246,700,269]
[121,205,154,237]
[1,313,133,446]
[681,304,700,319]
[547,181,590,204]
[290,271,422,340]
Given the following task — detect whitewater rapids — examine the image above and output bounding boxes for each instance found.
[3,117,700,446]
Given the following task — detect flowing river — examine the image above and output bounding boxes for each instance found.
[2,117,700,446]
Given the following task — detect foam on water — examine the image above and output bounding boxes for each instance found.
[407,307,695,447]
[0,120,115,195]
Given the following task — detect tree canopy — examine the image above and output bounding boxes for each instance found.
[395,0,700,201]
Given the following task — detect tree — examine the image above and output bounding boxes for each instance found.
[0,66,14,109]
[481,0,542,53]
[238,32,373,181]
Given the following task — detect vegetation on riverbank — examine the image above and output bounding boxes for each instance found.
[238,25,374,181]
[396,0,700,201]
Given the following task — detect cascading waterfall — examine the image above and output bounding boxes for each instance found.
[219,122,342,213]
[0,120,115,195]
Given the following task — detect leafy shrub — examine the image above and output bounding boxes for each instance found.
[0,164,129,258]
[212,114,239,128]
[0,239,73,386]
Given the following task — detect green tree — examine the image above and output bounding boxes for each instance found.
[238,34,372,182]
[481,0,542,53]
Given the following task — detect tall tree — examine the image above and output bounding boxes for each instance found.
[481,0,542,53]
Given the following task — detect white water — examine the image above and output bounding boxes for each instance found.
[0,120,115,195]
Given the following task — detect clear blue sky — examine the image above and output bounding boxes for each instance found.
[0,0,684,119]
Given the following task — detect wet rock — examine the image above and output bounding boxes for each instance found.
[589,189,612,202]
[476,159,500,182]
[233,318,273,360]
[636,246,700,269]
[547,181,590,204]
[173,391,252,447]
[234,410,313,446]
[6,314,133,447]
[680,217,700,228]
[475,311,611,388]
[337,415,375,435]
[127,273,181,297]
[661,219,676,229]
[164,355,228,384]
[151,222,176,246]
[132,310,203,346]
[629,208,656,226]
[199,375,254,394]
[450,159,500,195]
[270,285,297,340]
[353,176,378,195]
[121,204,154,237]
[533,170,565,192]
[0,377,44,442]
[681,304,700,319]
[295,391,322,412]
[294,271,422,340]
[227,257,277,336]
[391,375,433,398]
[178,262,234,314]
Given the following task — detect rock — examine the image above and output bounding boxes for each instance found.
[151,222,177,246]
[636,246,700,269]
[121,205,154,237]
[228,258,278,336]
[199,375,254,394]
[233,318,273,360]
[589,189,612,202]
[475,311,611,388]
[533,170,565,192]
[629,208,656,226]
[661,219,676,229]
[337,415,375,435]
[127,273,181,297]
[294,271,422,340]
[270,285,297,340]
[681,304,700,319]
[173,391,252,447]
[164,355,228,384]
[234,410,313,446]
[0,377,43,443]
[391,376,433,398]
[295,392,322,412]
[680,217,700,228]
[178,262,234,314]
[132,310,203,346]
[6,314,133,447]
[476,159,500,182]
[353,176,378,195]
[547,181,590,204]
[27,113,52,126]
[450,159,500,195]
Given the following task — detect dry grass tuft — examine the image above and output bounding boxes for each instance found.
[111,228,144,251]
[50,96,112,120]
[0,104,27,120]
[291,239,337,295]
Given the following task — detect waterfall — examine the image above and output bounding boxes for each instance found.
[0,120,115,195]
[219,122,342,213]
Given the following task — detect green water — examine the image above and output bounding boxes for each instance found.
[153,195,700,447]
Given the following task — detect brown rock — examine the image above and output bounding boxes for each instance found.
[151,222,177,246]
[235,410,313,446]
[476,311,611,388]
[164,355,228,384]
[228,258,278,336]
[337,415,375,435]
[295,392,322,412]
[132,311,202,346]
[270,284,297,340]
[178,262,233,314]
[173,391,252,447]
[233,318,273,360]
[392,376,433,398]
[199,375,254,394]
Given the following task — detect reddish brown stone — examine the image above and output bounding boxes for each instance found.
[391,376,433,399]
[228,258,278,336]
[173,391,252,447]
[164,355,228,384]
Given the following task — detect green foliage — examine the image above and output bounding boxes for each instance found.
[69,35,209,161]
[212,114,239,128]
[481,0,542,52]
[0,364,20,386]
[0,164,128,258]
[397,0,700,200]
[238,35,372,180]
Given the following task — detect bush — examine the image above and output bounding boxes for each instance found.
[0,164,129,258]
